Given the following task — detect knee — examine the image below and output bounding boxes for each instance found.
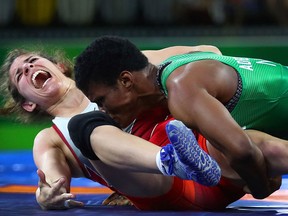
[68,111,120,160]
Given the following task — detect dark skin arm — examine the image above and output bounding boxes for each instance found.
[166,60,277,199]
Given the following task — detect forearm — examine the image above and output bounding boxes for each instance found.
[230,146,271,199]
[208,127,272,198]
[41,166,71,191]
[35,149,72,191]
[34,153,72,209]
[33,131,79,210]
[171,99,272,198]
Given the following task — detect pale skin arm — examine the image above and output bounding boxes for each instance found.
[142,45,222,65]
[33,128,84,210]
[166,60,276,199]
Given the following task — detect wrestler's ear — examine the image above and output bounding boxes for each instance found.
[56,63,67,74]
[21,100,37,112]
[119,71,133,88]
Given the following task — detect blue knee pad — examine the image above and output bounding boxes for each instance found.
[68,111,120,160]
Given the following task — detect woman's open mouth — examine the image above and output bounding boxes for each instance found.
[31,70,52,89]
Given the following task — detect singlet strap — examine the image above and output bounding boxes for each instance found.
[156,61,171,96]
[225,71,242,112]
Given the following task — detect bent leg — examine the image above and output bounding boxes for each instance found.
[68,111,165,173]
[69,111,221,185]
[91,162,173,197]
[90,124,161,173]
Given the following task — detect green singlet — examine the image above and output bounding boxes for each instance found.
[160,52,288,138]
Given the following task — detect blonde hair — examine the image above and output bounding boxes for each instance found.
[0,48,74,123]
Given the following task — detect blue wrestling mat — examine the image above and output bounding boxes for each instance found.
[1,150,288,216]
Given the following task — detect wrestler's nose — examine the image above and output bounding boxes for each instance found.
[23,63,34,75]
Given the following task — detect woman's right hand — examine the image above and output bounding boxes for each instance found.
[36,169,84,210]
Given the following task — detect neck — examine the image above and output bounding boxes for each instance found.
[138,64,167,108]
[47,83,90,118]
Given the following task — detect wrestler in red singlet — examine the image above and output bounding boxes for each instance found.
[54,102,244,210]
[124,106,245,210]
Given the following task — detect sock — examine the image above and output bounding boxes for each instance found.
[156,150,170,175]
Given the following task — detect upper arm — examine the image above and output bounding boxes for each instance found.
[142,45,222,65]
[166,61,250,156]
[33,128,71,186]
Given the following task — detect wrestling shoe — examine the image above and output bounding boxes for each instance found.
[160,120,221,186]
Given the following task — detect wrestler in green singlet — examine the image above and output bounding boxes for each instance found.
[160,52,288,138]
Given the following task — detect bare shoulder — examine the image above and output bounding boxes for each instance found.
[33,127,61,151]
[167,60,238,99]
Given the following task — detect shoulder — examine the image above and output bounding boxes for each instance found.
[167,59,237,99]
[34,127,55,141]
[33,127,61,151]
[168,60,224,84]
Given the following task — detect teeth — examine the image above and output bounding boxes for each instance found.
[42,78,51,88]
[32,70,45,82]
[31,70,51,89]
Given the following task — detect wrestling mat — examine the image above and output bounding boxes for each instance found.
[1,151,287,216]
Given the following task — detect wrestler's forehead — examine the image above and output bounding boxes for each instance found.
[11,54,30,67]
[9,54,31,76]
